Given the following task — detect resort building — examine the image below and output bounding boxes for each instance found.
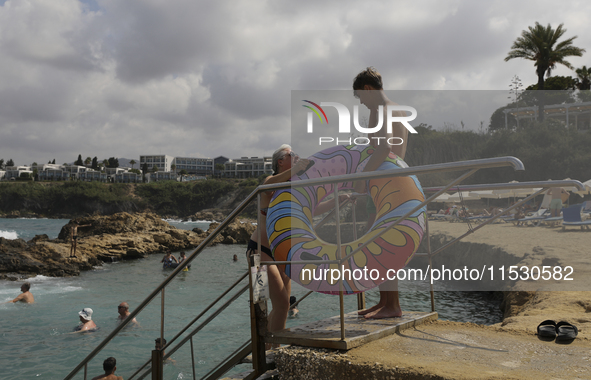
[114,171,141,183]
[4,166,33,180]
[173,157,214,176]
[37,168,71,181]
[503,100,591,130]
[139,155,174,172]
[223,157,273,178]
[145,171,178,183]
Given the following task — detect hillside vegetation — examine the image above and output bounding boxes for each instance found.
[1,126,590,218]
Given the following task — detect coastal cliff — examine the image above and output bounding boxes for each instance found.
[0,212,255,279]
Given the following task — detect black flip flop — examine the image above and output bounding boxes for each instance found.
[537,320,557,338]
[556,321,578,342]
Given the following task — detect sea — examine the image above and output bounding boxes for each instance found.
[0,218,503,380]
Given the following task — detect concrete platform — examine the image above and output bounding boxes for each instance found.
[266,310,438,350]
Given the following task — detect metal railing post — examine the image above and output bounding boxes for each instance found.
[352,196,366,310]
[249,255,267,376]
[190,337,196,380]
[151,350,163,380]
[334,183,346,341]
[160,289,164,351]
[426,219,435,312]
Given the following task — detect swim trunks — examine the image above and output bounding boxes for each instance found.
[260,208,268,216]
[550,198,562,210]
[72,235,78,241]
[246,239,274,260]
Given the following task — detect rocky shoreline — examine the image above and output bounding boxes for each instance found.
[0,211,254,280]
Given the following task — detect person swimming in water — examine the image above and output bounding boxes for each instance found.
[161,251,179,269]
[4,282,35,304]
[178,251,191,270]
[72,308,97,333]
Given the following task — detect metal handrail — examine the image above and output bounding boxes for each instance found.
[65,155,533,379]
[126,271,249,380]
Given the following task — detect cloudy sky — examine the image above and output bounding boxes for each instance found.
[1,0,590,166]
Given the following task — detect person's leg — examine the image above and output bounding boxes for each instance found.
[262,252,290,349]
[358,205,378,315]
[363,278,402,319]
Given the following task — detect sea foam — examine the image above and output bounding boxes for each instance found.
[0,230,18,239]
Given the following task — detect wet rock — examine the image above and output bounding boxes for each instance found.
[0,212,254,278]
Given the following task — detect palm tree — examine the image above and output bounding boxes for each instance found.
[505,22,585,120]
[130,159,136,170]
[575,65,591,90]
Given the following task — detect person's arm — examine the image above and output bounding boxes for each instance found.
[314,194,353,215]
[171,256,178,263]
[70,324,94,334]
[9,294,25,303]
[263,159,310,185]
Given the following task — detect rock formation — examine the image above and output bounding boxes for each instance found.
[0,212,256,279]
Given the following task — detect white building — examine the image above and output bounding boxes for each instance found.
[114,172,141,183]
[173,157,214,175]
[139,155,174,172]
[223,157,273,178]
[145,171,178,183]
[4,166,33,180]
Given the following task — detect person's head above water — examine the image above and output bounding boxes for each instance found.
[103,357,116,373]
[118,302,129,315]
[21,282,31,292]
[79,307,93,321]
[155,337,167,350]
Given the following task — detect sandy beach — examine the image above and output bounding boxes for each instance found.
[277,219,591,379]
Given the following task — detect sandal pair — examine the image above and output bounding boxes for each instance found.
[537,320,578,341]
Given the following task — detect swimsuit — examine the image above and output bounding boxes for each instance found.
[550,198,562,210]
[163,257,178,269]
[72,235,78,241]
[246,239,274,260]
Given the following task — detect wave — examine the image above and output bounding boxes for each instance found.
[163,219,214,224]
[0,230,18,239]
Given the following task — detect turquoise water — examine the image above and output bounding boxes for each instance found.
[0,218,503,379]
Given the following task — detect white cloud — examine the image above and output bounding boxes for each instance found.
[1,0,591,165]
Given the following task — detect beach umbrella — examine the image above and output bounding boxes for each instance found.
[492,181,541,198]
[448,191,481,202]
[468,190,503,199]
[433,193,453,202]
[569,179,591,196]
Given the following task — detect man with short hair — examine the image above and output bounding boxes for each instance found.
[6,282,34,303]
[547,187,568,217]
[353,67,408,319]
[155,338,175,364]
[70,221,91,258]
[117,302,139,325]
[91,357,123,380]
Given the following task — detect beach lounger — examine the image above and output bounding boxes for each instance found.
[515,208,550,226]
[562,203,591,231]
